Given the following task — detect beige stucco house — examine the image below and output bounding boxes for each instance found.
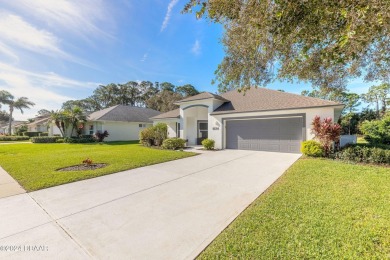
[50,105,160,141]
[152,88,344,153]
[26,116,50,133]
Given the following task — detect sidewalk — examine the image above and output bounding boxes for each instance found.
[0,166,26,198]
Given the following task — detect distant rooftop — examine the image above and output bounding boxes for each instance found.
[87,105,160,122]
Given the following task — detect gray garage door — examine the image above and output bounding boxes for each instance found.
[226,117,304,153]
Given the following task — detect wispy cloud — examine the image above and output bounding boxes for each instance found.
[0,12,96,68]
[140,53,148,62]
[0,42,19,63]
[191,39,201,55]
[161,0,179,32]
[0,62,99,119]
[3,0,115,42]
[0,13,63,55]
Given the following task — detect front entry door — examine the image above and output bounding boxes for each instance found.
[197,121,208,145]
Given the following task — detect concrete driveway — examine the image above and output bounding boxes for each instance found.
[0,150,300,259]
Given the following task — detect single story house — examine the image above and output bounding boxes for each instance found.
[0,121,27,135]
[0,123,8,134]
[152,87,344,153]
[50,105,160,141]
[26,116,50,133]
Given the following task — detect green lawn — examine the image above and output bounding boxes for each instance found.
[199,158,390,259]
[0,141,195,191]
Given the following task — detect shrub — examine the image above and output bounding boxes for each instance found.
[31,137,61,143]
[162,138,186,150]
[56,138,64,143]
[335,145,390,164]
[94,130,109,142]
[202,138,215,150]
[16,125,27,136]
[39,132,49,137]
[311,116,341,156]
[0,136,30,141]
[64,137,96,143]
[139,123,168,147]
[153,123,168,146]
[359,113,390,144]
[23,131,42,137]
[301,140,323,157]
[139,127,155,147]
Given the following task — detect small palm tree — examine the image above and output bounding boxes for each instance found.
[50,110,67,137]
[49,107,86,138]
[66,106,86,137]
[0,91,35,135]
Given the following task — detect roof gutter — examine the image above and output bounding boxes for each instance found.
[210,104,345,116]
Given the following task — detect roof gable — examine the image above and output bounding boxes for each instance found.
[175,92,228,103]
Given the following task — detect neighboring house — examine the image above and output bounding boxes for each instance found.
[0,121,28,135]
[26,116,50,133]
[50,105,160,141]
[152,87,344,153]
[0,123,7,134]
[86,105,160,141]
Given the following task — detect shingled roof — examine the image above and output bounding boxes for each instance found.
[151,88,343,119]
[211,88,343,115]
[88,105,160,122]
[151,108,180,120]
[175,92,228,103]
[26,116,50,126]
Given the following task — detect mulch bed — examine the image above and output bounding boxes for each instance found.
[57,163,107,172]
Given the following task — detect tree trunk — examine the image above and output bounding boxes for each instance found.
[55,121,65,137]
[348,117,351,135]
[376,101,380,118]
[381,99,387,116]
[8,106,13,135]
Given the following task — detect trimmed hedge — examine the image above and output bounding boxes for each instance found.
[301,140,323,157]
[335,145,390,165]
[162,138,186,150]
[23,132,42,137]
[0,136,30,141]
[64,137,96,143]
[39,132,49,137]
[31,137,61,143]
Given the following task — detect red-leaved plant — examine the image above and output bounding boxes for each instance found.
[94,130,109,142]
[82,158,93,166]
[311,116,341,156]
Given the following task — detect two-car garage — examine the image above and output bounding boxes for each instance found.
[225,115,305,153]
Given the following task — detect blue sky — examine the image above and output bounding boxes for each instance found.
[0,0,372,120]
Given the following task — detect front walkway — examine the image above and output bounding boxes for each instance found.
[0,150,300,259]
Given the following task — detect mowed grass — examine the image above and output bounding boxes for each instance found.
[0,141,195,191]
[199,158,390,259]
